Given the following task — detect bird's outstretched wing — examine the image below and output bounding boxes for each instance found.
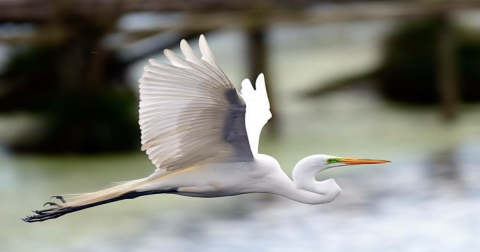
[139,35,253,171]
[240,74,272,156]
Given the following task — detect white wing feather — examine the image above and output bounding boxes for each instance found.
[139,35,253,171]
[241,74,272,156]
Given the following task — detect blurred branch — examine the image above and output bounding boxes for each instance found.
[115,31,208,65]
[301,71,377,98]
[2,1,480,24]
[3,2,480,48]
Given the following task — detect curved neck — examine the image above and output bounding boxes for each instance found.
[293,157,327,191]
[270,155,342,205]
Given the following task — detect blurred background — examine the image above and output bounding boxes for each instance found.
[1,0,480,251]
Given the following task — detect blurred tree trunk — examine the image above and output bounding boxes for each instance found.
[436,12,460,123]
[247,26,279,136]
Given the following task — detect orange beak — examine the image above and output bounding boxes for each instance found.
[341,158,391,165]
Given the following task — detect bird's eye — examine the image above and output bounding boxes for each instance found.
[326,158,339,165]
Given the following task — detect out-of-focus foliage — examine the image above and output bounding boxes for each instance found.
[39,90,139,153]
[379,17,480,104]
[0,42,139,153]
[0,46,61,112]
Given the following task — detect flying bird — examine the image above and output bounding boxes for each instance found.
[23,35,390,223]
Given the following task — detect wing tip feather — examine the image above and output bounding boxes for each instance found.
[163,49,174,57]
[148,58,162,66]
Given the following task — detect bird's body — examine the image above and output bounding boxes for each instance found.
[24,35,389,223]
[136,154,342,204]
[137,154,341,204]
[138,154,280,198]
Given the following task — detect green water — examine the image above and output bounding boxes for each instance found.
[2,93,480,252]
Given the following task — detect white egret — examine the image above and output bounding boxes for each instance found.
[23,35,389,223]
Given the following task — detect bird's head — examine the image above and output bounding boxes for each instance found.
[291,154,390,204]
[294,154,390,174]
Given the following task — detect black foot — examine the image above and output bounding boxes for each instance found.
[23,206,74,223]
[23,197,67,223]
[32,208,56,215]
[50,195,67,203]
[43,202,60,207]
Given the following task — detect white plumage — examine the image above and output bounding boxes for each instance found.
[241,74,272,156]
[24,35,389,223]
[139,35,259,171]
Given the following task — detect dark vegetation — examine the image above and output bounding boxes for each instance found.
[0,18,140,153]
[305,17,480,104]
[379,17,480,104]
